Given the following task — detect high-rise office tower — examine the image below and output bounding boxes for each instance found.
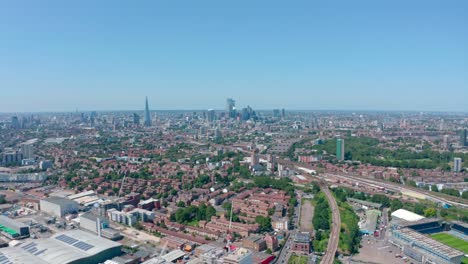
[90,111,97,125]
[266,154,275,174]
[461,129,467,147]
[336,138,345,161]
[144,96,151,127]
[443,135,449,149]
[281,108,286,119]
[214,127,222,139]
[133,113,140,125]
[251,148,260,167]
[273,109,281,118]
[226,98,236,118]
[207,109,215,123]
[11,116,20,129]
[439,119,445,130]
[454,157,462,172]
[21,142,34,159]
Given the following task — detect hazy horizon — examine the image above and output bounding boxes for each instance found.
[1,104,468,115]
[1,1,467,112]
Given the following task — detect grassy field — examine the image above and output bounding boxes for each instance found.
[288,255,308,264]
[431,233,468,264]
[431,233,468,253]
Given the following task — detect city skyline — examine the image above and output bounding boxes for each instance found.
[1,1,467,112]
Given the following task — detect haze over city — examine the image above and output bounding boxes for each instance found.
[1,0,467,112]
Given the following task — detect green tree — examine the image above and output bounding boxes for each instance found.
[255,216,272,232]
[390,199,403,212]
[371,194,390,207]
[462,191,468,199]
[424,208,437,217]
[313,194,331,231]
[441,188,460,197]
[413,203,427,215]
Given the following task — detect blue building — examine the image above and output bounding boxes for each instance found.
[144,96,152,127]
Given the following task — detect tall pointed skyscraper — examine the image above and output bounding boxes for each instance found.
[144,96,151,127]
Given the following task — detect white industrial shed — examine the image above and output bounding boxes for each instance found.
[391,209,425,222]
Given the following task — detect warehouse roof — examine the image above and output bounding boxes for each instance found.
[67,190,95,200]
[0,215,27,230]
[0,230,121,264]
[41,196,78,207]
[293,233,310,243]
[391,209,424,222]
[347,198,382,209]
[161,249,186,262]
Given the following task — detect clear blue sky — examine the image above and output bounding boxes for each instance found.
[1,0,467,112]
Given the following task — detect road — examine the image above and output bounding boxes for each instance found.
[274,197,301,264]
[320,184,341,264]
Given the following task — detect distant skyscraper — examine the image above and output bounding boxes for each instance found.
[90,111,97,125]
[21,142,34,159]
[11,116,20,129]
[226,98,236,118]
[251,148,260,167]
[133,113,140,125]
[214,127,222,139]
[207,109,215,123]
[460,129,467,147]
[454,157,462,172]
[281,108,286,119]
[439,119,445,130]
[336,138,345,161]
[273,109,281,118]
[144,96,151,127]
[443,135,449,149]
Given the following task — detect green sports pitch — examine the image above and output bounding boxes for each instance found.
[430,233,468,253]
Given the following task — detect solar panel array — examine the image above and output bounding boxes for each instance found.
[22,242,37,254]
[0,253,13,264]
[55,234,78,245]
[73,241,94,251]
[20,242,48,256]
[55,234,95,252]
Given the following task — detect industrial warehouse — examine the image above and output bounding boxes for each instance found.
[0,215,30,239]
[0,230,121,264]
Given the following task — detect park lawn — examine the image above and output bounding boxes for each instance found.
[288,255,308,264]
[430,233,468,253]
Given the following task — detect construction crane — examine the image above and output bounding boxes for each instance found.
[117,174,127,199]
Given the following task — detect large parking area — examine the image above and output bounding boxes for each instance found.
[344,235,409,264]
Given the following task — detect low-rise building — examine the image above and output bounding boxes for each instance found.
[40,196,79,218]
[0,215,30,239]
[264,234,278,251]
[272,217,289,231]
[223,248,253,264]
[290,232,310,254]
[242,234,266,252]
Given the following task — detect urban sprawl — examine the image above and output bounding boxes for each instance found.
[0,98,467,264]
